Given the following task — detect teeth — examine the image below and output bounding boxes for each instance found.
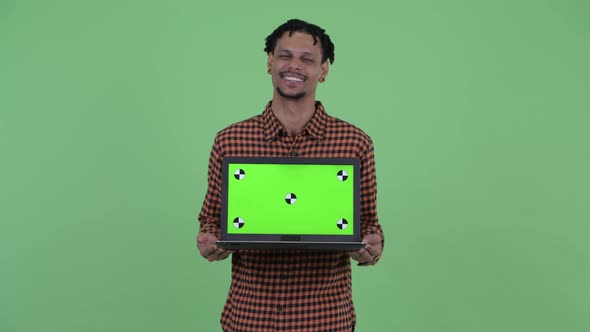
[284,76,303,82]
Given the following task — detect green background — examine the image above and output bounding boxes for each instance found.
[1,0,589,331]
[227,163,354,235]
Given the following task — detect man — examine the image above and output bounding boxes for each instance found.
[197,19,384,332]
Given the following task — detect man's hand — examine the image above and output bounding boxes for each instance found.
[349,234,382,265]
[197,233,233,262]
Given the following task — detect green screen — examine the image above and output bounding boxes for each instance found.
[227,163,354,235]
[1,0,589,331]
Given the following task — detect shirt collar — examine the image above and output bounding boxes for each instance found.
[262,101,327,141]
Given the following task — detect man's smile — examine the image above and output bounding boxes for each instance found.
[280,72,306,83]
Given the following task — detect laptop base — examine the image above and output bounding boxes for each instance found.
[217,240,365,250]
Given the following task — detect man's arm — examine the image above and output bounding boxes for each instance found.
[349,138,384,266]
[196,137,233,262]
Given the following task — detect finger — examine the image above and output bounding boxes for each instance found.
[357,247,369,257]
[208,248,231,262]
[216,250,233,261]
[348,248,364,257]
[364,243,382,258]
[206,247,221,262]
[349,251,361,261]
[349,248,372,263]
[359,252,373,263]
[200,244,219,258]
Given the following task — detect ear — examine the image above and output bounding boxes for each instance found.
[320,61,330,81]
[267,53,274,74]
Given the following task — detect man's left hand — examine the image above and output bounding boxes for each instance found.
[349,234,382,265]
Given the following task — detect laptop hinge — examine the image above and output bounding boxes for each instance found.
[280,235,301,241]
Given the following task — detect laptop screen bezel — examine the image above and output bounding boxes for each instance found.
[220,157,361,243]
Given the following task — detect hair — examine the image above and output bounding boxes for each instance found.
[264,19,335,65]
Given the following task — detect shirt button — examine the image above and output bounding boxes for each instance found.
[290,151,298,156]
[277,304,284,312]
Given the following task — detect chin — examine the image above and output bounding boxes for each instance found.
[276,87,306,100]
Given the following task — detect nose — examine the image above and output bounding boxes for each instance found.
[286,58,303,71]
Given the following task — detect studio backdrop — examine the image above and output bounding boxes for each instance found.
[1,0,589,331]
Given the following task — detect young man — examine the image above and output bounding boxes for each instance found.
[197,19,384,332]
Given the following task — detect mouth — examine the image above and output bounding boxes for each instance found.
[280,72,306,83]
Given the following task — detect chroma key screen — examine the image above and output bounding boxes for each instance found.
[226,162,355,235]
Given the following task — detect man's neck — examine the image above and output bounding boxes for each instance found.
[271,96,317,138]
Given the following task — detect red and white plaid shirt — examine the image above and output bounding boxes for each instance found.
[199,101,383,332]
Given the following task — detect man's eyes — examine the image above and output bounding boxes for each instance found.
[278,55,313,63]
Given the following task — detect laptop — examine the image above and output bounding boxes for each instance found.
[216,157,364,250]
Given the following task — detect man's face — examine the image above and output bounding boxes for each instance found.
[267,31,329,101]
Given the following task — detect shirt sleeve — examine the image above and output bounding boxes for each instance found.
[359,137,384,264]
[198,136,223,239]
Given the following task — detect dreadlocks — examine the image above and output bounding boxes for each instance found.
[264,19,335,65]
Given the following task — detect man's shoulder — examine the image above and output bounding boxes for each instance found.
[325,114,373,144]
[215,114,264,139]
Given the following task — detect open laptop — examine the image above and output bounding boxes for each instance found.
[216,157,364,250]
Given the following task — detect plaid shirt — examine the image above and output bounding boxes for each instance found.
[199,101,383,332]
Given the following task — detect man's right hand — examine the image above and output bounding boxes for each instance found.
[197,232,233,262]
